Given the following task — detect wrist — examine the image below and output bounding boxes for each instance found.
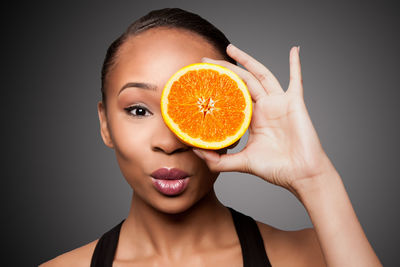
[288,156,340,202]
[287,159,383,267]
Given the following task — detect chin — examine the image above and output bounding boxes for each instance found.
[151,192,201,215]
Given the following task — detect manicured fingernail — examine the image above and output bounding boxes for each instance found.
[228,43,236,50]
[297,46,300,53]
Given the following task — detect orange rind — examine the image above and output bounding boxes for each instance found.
[161,63,252,150]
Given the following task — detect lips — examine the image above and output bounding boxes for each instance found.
[150,168,190,196]
[150,167,189,180]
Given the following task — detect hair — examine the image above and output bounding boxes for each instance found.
[100,7,237,110]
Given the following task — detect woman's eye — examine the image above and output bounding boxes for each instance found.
[124,105,152,118]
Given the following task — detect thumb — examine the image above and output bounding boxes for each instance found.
[192,148,247,173]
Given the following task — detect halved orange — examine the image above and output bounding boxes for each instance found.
[161,63,252,150]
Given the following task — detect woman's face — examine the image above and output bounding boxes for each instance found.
[98,27,227,214]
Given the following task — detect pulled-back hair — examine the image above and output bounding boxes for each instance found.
[101,8,236,109]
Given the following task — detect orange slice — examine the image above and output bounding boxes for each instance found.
[161,63,252,150]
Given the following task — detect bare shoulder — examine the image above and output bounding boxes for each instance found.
[39,239,99,267]
[256,221,326,267]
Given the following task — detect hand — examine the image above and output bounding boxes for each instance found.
[192,44,335,192]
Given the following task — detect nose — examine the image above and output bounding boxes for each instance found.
[151,118,190,154]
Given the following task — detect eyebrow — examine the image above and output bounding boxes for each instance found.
[118,82,158,95]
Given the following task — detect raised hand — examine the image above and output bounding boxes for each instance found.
[192,44,335,192]
[191,44,383,266]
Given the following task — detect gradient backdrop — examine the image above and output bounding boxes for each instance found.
[4,0,399,266]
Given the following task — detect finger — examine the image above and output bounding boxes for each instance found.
[227,44,284,96]
[287,46,303,96]
[201,57,266,102]
[192,148,248,173]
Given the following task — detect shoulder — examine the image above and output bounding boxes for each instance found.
[256,221,326,267]
[39,239,99,267]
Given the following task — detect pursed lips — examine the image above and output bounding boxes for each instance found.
[150,167,189,180]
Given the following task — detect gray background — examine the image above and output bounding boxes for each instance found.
[3,0,398,266]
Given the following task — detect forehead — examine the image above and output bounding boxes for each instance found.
[107,27,224,94]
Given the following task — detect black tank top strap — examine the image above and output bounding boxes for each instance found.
[91,208,272,266]
[90,219,124,267]
[227,207,272,267]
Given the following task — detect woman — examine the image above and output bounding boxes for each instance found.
[41,8,382,266]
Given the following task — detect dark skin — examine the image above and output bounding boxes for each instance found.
[40,27,381,266]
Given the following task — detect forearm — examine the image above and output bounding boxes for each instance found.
[292,160,382,267]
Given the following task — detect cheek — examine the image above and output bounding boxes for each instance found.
[109,116,152,169]
[193,159,220,191]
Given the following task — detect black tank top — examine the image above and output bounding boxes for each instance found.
[90,207,272,267]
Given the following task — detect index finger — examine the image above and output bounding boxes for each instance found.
[227,44,284,96]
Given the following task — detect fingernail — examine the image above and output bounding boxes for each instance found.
[297,46,300,53]
[192,148,205,160]
[201,57,212,62]
[228,43,236,50]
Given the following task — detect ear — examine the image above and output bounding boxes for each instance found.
[97,101,114,149]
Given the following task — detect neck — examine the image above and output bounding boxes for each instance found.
[118,189,232,260]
